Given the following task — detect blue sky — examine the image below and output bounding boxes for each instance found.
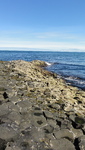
[0,0,85,51]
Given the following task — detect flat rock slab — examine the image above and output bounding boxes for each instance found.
[0,125,19,140]
[50,138,76,150]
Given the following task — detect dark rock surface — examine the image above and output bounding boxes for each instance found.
[0,60,85,150]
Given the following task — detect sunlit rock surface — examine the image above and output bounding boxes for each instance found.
[0,60,85,150]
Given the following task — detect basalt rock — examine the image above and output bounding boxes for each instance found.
[0,60,85,150]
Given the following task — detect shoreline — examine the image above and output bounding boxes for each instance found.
[0,60,85,150]
[45,63,85,91]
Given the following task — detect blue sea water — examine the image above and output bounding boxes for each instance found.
[0,50,85,90]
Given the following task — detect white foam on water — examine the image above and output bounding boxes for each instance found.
[65,76,85,85]
[45,62,52,66]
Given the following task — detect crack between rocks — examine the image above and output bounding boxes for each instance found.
[43,112,47,120]
[74,138,80,150]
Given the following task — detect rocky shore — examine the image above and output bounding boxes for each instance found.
[0,59,85,150]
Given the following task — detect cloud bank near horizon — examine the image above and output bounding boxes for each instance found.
[0,40,85,52]
[0,30,85,52]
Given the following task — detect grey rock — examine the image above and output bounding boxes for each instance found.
[60,119,72,129]
[71,128,83,138]
[6,101,19,112]
[17,100,32,113]
[69,114,76,122]
[78,135,85,150]
[50,138,76,150]
[32,115,47,128]
[0,125,18,140]
[47,119,59,129]
[6,142,21,150]
[0,87,6,91]
[53,129,74,141]
[43,125,54,134]
[7,111,21,125]
[0,103,11,116]
[20,121,31,131]
[48,103,60,110]
[43,110,53,119]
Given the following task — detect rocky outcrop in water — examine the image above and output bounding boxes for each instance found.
[0,60,85,150]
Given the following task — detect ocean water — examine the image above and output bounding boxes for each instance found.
[0,50,85,90]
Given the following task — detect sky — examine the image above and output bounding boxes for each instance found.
[0,0,85,51]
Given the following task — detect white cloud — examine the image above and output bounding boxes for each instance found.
[34,32,79,40]
[0,40,85,51]
[0,28,85,51]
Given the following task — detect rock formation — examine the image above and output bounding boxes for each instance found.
[0,60,85,150]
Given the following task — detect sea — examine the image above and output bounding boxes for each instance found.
[0,50,85,90]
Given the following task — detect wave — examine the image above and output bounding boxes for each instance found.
[45,62,52,66]
[64,76,85,86]
[45,61,59,66]
[45,61,85,90]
